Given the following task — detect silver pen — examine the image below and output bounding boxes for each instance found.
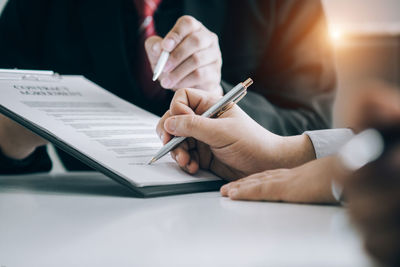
[148,78,254,165]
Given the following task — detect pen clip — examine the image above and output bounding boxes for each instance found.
[216,90,247,118]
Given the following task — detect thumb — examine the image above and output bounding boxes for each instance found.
[164,115,228,147]
[144,36,163,71]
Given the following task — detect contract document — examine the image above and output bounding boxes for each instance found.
[0,69,222,197]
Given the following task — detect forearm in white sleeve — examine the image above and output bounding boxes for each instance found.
[304,129,354,159]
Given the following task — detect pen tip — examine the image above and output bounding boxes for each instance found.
[148,158,156,165]
[152,73,158,81]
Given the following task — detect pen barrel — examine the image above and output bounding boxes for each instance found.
[153,51,170,81]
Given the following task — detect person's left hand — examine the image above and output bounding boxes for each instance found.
[145,16,223,95]
[220,156,338,204]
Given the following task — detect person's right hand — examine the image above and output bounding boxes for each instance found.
[0,114,47,159]
[145,16,223,96]
[156,88,316,181]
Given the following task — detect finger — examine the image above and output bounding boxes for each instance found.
[144,36,163,71]
[170,150,177,161]
[220,175,262,196]
[220,184,229,197]
[172,145,191,168]
[156,110,173,143]
[221,181,245,196]
[164,114,232,148]
[224,178,260,193]
[223,170,285,196]
[162,47,220,89]
[229,181,282,202]
[161,16,202,52]
[169,88,221,116]
[162,29,215,74]
[173,63,220,90]
[186,149,200,174]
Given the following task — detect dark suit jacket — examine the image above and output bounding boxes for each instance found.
[0,0,336,173]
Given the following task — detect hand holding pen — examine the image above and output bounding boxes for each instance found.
[153,80,297,180]
[150,78,252,165]
[144,15,223,96]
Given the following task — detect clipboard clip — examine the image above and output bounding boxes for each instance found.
[0,69,62,82]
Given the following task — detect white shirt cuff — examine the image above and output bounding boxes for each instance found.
[304,128,354,159]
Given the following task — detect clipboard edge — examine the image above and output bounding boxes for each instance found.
[0,105,225,198]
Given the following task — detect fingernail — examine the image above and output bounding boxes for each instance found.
[165,117,176,132]
[160,132,164,142]
[229,189,238,198]
[152,42,161,53]
[163,38,175,51]
[176,153,180,163]
[161,78,172,88]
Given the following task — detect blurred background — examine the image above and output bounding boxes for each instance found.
[0,0,399,170]
[323,0,400,126]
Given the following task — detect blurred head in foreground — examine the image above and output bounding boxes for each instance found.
[338,81,400,266]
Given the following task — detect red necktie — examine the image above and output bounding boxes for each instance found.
[133,0,166,101]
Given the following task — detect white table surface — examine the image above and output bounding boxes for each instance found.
[0,172,374,267]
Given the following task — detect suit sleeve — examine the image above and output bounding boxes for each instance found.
[222,0,336,136]
[0,0,53,174]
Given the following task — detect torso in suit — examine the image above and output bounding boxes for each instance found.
[0,0,336,173]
